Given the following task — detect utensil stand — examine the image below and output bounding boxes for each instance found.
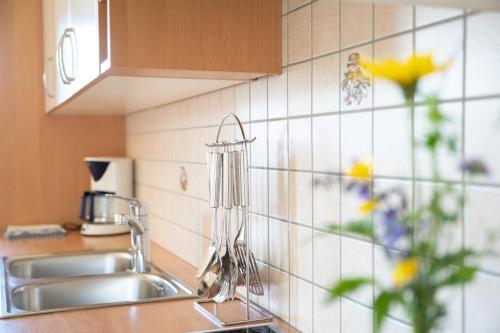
[194,113,273,326]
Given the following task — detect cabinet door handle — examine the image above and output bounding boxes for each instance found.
[57,27,78,84]
[43,57,55,98]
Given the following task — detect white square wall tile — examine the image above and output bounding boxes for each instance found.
[415,5,463,27]
[340,0,373,49]
[373,33,413,108]
[415,182,463,253]
[289,171,312,226]
[269,218,289,271]
[268,69,288,119]
[250,121,268,168]
[465,272,500,333]
[465,99,500,184]
[313,230,340,288]
[269,267,290,322]
[268,120,288,169]
[289,224,313,280]
[288,4,312,64]
[289,117,312,170]
[373,107,412,178]
[341,298,373,333]
[312,0,340,57]
[374,4,413,38]
[269,170,288,220]
[340,45,373,112]
[250,168,268,216]
[313,286,340,333]
[290,276,313,333]
[340,111,372,173]
[466,13,500,97]
[313,114,340,173]
[465,186,500,274]
[313,54,340,114]
[235,83,250,122]
[437,287,463,333]
[313,174,341,230]
[251,263,270,310]
[341,237,373,305]
[288,61,312,117]
[250,214,269,263]
[415,19,464,101]
[221,86,235,115]
[415,102,462,182]
[251,77,268,121]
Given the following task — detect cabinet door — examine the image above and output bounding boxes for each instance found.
[49,0,99,108]
[53,0,74,104]
[42,0,57,112]
[68,0,99,92]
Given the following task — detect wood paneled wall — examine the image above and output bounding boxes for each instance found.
[0,0,125,228]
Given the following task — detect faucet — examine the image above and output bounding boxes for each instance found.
[106,195,150,273]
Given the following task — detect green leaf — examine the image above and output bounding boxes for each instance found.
[374,291,401,333]
[329,278,373,300]
[426,96,449,124]
[425,131,441,150]
[327,219,373,239]
[447,136,457,152]
[433,249,476,269]
[437,266,478,287]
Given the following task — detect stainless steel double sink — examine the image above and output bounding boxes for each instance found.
[0,250,194,318]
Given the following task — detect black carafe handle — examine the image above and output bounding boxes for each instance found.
[88,192,95,222]
[79,192,89,220]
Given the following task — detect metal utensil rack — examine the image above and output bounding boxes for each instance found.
[194,113,273,326]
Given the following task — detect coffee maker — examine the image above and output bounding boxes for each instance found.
[80,157,133,236]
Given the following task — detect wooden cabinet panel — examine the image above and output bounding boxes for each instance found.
[43,0,282,115]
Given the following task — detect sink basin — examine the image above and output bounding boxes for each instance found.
[0,250,195,318]
[7,251,132,279]
[11,272,179,311]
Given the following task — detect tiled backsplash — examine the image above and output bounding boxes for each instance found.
[126,2,500,332]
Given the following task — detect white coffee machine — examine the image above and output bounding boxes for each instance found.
[80,157,134,236]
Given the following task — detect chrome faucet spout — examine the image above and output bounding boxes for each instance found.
[106,194,150,273]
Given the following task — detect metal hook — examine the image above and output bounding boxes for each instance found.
[205,113,256,148]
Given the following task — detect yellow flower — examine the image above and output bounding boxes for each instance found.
[361,54,449,100]
[393,257,420,288]
[346,161,373,181]
[359,198,379,214]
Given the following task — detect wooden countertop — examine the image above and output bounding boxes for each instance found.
[0,231,297,333]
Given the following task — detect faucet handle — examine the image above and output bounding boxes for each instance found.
[114,213,129,224]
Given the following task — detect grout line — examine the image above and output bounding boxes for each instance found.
[338,0,343,329]
[126,92,500,136]
[460,12,468,333]
[265,69,271,311]
[370,2,376,331]
[310,2,315,330]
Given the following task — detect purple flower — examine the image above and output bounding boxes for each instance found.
[460,159,489,175]
[378,208,407,249]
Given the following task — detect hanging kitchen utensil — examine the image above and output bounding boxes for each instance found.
[194,112,272,326]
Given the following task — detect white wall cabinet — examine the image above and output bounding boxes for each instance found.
[42,0,100,110]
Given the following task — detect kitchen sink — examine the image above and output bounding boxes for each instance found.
[0,250,194,318]
[7,251,132,279]
[11,272,178,311]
